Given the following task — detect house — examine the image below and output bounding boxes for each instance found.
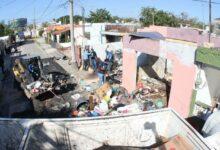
[213,18,220,36]
[44,23,140,60]
[122,25,220,117]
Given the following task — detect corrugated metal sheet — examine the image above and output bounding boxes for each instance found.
[130,32,165,40]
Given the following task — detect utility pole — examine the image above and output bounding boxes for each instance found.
[209,0,212,43]
[33,7,36,38]
[152,12,155,26]
[69,0,76,63]
[81,6,85,49]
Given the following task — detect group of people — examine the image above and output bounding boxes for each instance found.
[82,45,114,86]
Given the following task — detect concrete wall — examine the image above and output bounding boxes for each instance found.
[204,66,220,99]
[122,34,198,117]
[122,48,137,93]
[139,25,220,48]
[195,69,212,106]
[195,65,220,107]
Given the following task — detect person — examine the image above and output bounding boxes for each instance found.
[90,47,97,71]
[0,49,5,74]
[83,47,90,71]
[105,46,114,73]
[105,45,114,62]
[97,62,106,86]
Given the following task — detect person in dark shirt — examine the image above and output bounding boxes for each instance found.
[90,48,97,71]
[83,47,90,71]
[0,49,5,73]
[97,62,106,86]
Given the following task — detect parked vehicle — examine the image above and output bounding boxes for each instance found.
[13,56,76,116]
[16,31,26,45]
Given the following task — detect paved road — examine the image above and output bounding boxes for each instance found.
[0,39,99,118]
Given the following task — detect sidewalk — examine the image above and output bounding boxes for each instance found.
[35,38,99,90]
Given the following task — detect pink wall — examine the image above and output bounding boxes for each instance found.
[122,31,197,117]
[122,48,137,93]
[139,26,220,47]
[123,35,160,56]
[167,53,196,117]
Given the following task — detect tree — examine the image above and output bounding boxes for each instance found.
[140,7,157,26]
[140,7,178,27]
[112,16,122,23]
[89,9,112,23]
[0,24,5,36]
[0,23,14,36]
[140,7,204,29]
[42,22,49,28]
[57,15,84,24]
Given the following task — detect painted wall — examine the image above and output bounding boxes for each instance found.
[195,69,212,106]
[139,26,220,48]
[122,48,137,93]
[122,34,198,117]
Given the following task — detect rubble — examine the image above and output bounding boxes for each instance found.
[70,79,168,118]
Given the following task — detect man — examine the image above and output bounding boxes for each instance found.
[105,45,114,61]
[90,47,97,71]
[0,48,5,74]
[97,62,106,86]
[83,47,90,71]
[105,46,114,73]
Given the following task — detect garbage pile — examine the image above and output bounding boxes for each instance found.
[70,81,167,118]
[13,57,75,98]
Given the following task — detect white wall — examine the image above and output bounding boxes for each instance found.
[195,68,212,106]
[195,65,220,107]
[92,42,122,60]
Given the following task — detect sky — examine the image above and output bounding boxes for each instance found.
[0,0,220,24]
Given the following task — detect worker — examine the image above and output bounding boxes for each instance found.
[0,49,5,74]
[83,47,90,71]
[105,46,114,73]
[90,47,97,71]
[105,45,114,62]
[97,62,106,86]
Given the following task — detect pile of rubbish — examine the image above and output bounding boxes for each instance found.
[71,82,167,117]
[13,56,77,115]
[14,57,74,98]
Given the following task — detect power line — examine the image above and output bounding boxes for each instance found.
[13,0,36,15]
[0,0,17,8]
[38,0,54,20]
[192,0,220,5]
[37,0,67,22]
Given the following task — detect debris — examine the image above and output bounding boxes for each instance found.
[71,93,81,100]
[94,100,109,116]
[96,82,111,98]
[84,85,92,92]
[89,94,94,110]
[117,103,141,114]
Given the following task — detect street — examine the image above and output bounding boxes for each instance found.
[0,40,79,118]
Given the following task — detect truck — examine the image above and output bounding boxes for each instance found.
[13,56,77,116]
[0,108,213,150]
[16,31,26,45]
[0,35,17,54]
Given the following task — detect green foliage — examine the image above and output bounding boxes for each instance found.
[140,7,203,28]
[196,47,220,68]
[39,30,44,37]
[0,23,14,36]
[89,9,112,23]
[57,15,84,24]
[28,24,34,30]
[42,22,49,28]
